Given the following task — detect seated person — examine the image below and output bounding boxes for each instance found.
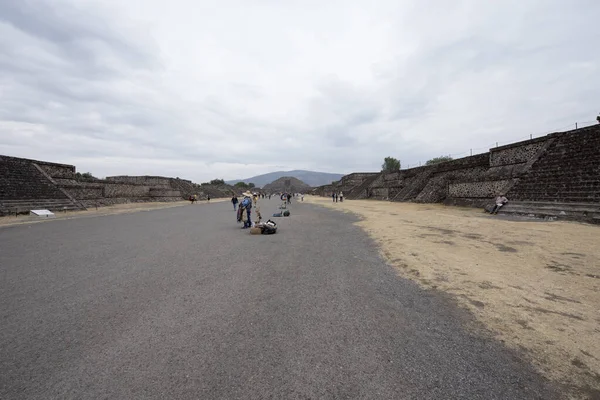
[490,194,508,214]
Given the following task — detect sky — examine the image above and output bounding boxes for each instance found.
[1,0,599,182]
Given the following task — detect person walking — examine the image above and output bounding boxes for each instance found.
[339,192,344,202]
[332,192,336,202]
[334,192,338,203]
[232,195,238,210]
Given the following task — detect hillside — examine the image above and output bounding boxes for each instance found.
[262,176,312,193]
[226,170,343,188]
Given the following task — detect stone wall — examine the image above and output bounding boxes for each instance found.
[448,180,513,198]
[0,156,71,201]
[320,125,600,208]
[105,175,175,186]
[36,161,76,179]
[489,137,549,166]
[0,156,196,213]
[508,125,600,203]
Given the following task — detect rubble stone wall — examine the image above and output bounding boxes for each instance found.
[319,125,600,207]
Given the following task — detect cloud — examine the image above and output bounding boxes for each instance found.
[1,0,598,182]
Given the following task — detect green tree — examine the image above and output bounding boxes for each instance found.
[425,156,453,166]
[210,179,225,185]
[381,156,401,172]
[75,172,97,181]
[248,182,255,188]
[234,182,249,188]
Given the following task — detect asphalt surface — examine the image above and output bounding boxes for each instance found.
[0,198,560,399]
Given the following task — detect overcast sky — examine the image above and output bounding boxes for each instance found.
[1,0,598,181]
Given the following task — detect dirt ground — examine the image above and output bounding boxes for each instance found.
[306,196,600,398]
[0,199,227,227]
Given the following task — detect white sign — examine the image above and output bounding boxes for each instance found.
[30,209,56,218]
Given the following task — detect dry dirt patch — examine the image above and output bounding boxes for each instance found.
[306,196,600,398]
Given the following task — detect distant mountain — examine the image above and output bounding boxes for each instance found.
[262,176,312,193]
[226,170,344,188]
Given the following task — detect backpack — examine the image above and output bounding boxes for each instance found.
[283,210,290,217]
[261,220,277,234]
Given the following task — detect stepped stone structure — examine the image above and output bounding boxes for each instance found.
[0,155,235,216]
[315,125,600,223]
[263,176,312,194]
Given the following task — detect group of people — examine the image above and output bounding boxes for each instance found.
[232,193,254,229]
[232,192,266,229]
[280,193,292,204]
[331,192,344,202]
[188,194,210,203]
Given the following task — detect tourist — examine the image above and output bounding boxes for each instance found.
[301,194,304,202]
[287,193,292,204]
[490,194,509,214]
[334,192,338,203]
[207,195,211,203]
[332,192,336,202]
[339,192,344,202]
[232,195,238,210]
[240,193,253,229]
[189,195,195,204]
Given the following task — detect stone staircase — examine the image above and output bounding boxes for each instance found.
[499,201,600,224]
[508,126,600,203]
[345,174,381,200]
[391,168,435,202]
[0,156,83,216]
[0,199,82,216]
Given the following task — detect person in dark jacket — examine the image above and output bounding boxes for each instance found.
[232,195,239,210]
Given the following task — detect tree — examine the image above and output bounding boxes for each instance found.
[210,179,225,185]
[234,182,249,188]
[248,183,255,188]
[425,156,453,166]
[381,156,401,172]
[75,171,97,181]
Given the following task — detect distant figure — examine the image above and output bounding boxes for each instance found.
[189,195,195,204]
[490,194,508,214]
[332,192,336,202]
[339,192,344,202]
[334,192,338,203]
[207,195,211,203]
[232,195,238,210]
[301,194,304,202]
[194,194,198,203]
[287,193,292,204]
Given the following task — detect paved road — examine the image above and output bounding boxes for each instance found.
[0,199,559,399]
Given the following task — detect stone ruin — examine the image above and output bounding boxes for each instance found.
[0,156,236,216]
[314,124,600,223]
